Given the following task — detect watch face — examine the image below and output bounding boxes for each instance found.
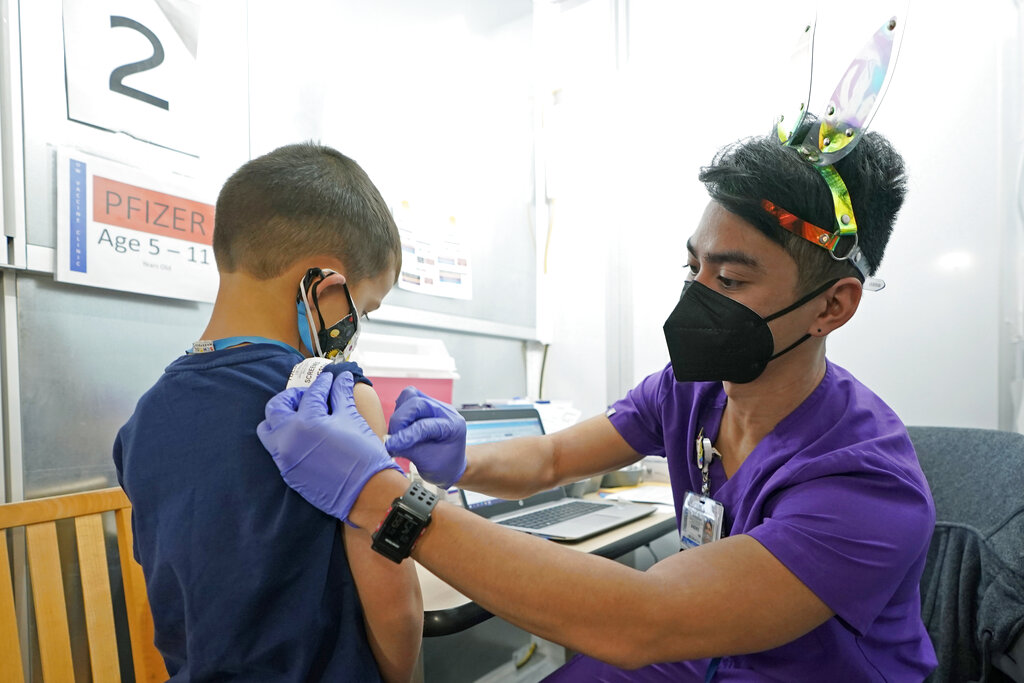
[381,507,422,550]
[372,483,437,563]
[372,504,427,562]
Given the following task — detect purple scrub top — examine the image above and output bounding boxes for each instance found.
[544,362,937,682]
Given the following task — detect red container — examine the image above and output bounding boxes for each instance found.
[371,376,455,423]
[371,376,455,473]
[352,333,460,473]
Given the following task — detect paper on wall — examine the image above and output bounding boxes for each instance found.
[393,200,473,300]
[62,0,200,155]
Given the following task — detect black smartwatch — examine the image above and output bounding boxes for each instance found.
[371,481,439,563]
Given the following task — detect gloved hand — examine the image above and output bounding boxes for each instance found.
[258,371,401,525]
[386,387,467,488]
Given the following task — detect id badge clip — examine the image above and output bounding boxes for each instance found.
[680,429,725,550]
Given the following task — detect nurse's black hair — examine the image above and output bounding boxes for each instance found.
[698,118,907,291]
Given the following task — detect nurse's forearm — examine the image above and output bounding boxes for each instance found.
[461,436,559,498]
[352,471,677,668]
[460,415,642,499]
[352,470,832,669]
[352,471,652,666]
[415,502,666,668]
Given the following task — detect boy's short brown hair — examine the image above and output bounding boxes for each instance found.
[213,142,401,282]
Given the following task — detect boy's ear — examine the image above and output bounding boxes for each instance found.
[292,259,349,294]
[317,271,347,288]
[811,277,862,336]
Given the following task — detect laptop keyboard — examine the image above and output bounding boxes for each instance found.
[498,501,608,529]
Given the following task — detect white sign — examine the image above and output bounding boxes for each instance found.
[55,148,217,302]
[62,0,200,155]
[394,201,473,300]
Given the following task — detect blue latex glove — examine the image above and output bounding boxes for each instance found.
[386,387,467,488]
[258,371,401,525]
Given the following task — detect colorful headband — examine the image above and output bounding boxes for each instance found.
[761,199,878,291]
[769,10,907,292]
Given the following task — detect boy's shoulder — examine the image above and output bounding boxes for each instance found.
[154,346,296,395]
[164,346,369,381]
[121,348,372,443]
[316,360,372,386]
[122,346,299,427]
[147,348,370,408]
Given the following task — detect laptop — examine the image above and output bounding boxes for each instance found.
[457,407,655,541]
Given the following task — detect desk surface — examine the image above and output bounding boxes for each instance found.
[417,501,677,637]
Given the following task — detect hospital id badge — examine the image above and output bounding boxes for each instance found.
[680,491,724,550]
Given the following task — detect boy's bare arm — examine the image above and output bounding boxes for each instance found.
[347,382,423,683]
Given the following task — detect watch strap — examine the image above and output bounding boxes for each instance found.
[400,481,439,517]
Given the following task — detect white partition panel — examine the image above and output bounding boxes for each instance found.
[0,0,26,268]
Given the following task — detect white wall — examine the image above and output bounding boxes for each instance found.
[245,0,539,408]
[533,0,620,417]
[542,0,1023,431]
[247,0,535,227]
[826,2,1018,430]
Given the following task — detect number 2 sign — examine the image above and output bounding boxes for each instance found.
[62,0,200,155]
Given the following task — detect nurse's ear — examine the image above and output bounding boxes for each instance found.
[810,277,862,337]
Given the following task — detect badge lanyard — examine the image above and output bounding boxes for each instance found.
[680,427,725,550]
[189,336,348,391]
[687,427,726,682]
[188,336,301,356]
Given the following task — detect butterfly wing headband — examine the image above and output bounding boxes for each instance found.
[769,10,907,292]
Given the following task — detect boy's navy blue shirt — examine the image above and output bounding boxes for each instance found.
[113,344,381,682]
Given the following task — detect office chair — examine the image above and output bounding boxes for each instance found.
[908,426,1024,683]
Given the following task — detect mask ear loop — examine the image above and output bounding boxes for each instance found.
[338,283,362,361]
[763,277,841,361]
[298,268,326,357]
[309,277,329,332]
[300,267,362,360]
[342,282,360,329]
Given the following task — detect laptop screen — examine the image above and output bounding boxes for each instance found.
[458,408,563,515]
[465,416,545,446]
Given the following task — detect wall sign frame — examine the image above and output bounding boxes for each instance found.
[55,147,217,302]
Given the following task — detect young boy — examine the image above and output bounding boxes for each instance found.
[113,143,421,682]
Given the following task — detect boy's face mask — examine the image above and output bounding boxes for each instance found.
[297,267,360,361]
[662,278,836,384]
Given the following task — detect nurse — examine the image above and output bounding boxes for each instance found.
[257,118,938,679]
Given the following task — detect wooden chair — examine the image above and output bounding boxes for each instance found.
[0,487,168,682]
